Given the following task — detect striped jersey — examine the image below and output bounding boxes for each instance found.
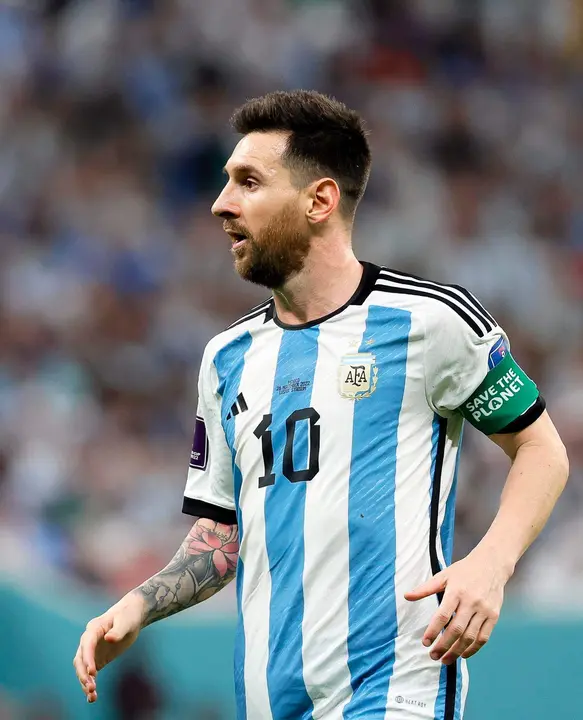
[182,262,540,720]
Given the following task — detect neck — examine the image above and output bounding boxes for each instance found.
[273,241,363,326]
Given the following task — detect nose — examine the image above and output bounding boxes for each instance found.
[211,188,240,219]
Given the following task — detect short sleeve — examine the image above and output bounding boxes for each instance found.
[425,301,507,415]
[424,299,543,434]
[182,346,237,524]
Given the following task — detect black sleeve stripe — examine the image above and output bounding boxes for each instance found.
[240,297,272,317]
[380,268,497,328]
[427,415,459,720]
[227,306,270,330]
[264,301,275,323]
[379,270,494,333]
[182,497,238,525]
[227,299,273,329]
[451,284,496,326]
[494,395,546,435]
[373,285,486,337]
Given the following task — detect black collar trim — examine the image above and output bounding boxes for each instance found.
[268,261,381,331]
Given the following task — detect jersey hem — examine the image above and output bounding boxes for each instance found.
[182,497,238,524]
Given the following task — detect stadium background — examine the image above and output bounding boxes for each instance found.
[0,0,582,718]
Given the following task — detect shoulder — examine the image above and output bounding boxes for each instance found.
[202,297,274,369]
[371,266,498,339]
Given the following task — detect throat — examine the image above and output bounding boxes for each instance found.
[273,260,364,327]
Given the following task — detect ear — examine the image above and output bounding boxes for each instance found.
[306,178,341,225]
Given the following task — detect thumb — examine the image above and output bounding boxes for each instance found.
[405,571,447,602]
[104,615,130,643]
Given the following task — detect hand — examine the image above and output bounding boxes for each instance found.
[73,593,144,703]
[405,549,510,666]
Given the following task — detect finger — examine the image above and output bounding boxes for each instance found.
[422,593,459,647]
[78,673,89,692]
[73,648,89,688]
[81,631,100,678]
[75,658,95,700]
[81,622,108,677]
[429,606,475,660]
[80,675,96,698]
[405,572,447,602]
[462,616,497,659]
[80,657,98,702]
[441,613,484,665]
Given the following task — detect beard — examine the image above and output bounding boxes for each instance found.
[230,202,312,289]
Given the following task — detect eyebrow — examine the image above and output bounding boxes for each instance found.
[222,163,265,179]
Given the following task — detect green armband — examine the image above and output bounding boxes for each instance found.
[459,352,540,435]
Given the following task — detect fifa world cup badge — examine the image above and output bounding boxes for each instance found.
[339,352,378,400]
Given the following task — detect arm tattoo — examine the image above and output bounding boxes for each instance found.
[135,517,239,627]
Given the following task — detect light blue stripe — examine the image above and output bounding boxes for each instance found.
[214,331,254,720]
[433,423,464,719]
[343,306,411,719]
[449,431,464,720]
[434,663,449,720]
[454,659,463,720]
[265,327,319,720]
[441,425,463,566]
[232,463,247,720]
[430,414,448,720]
[429,414,442,533]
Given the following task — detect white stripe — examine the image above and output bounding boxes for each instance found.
[460,658,469,717]
[376,276,491,336]
[301,312,369,719]
[235,324,283,720]
[380,268,495,324]
[435,417,463,573]
[376,274,492,336]
[385,311,444,717]
[378,269,495,328]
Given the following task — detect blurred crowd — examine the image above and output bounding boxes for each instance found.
[0,0,582,626]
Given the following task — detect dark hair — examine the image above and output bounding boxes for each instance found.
[231,90,371,218]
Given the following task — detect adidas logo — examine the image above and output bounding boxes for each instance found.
[227,393,248,421]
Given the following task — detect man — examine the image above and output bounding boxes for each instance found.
[74,90,569,719]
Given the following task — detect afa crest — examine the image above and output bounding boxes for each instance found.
[339,352,378,400]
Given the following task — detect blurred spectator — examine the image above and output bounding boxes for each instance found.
[0,0,580,622]
[22,695,65,720]
[113,662,163,720]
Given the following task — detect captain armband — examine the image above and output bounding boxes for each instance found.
[459,352,542,435]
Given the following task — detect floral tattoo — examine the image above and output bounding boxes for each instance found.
[188,520,239,579]
[136,517,239,627]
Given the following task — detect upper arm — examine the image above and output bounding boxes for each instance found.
[182,346,237,526]
[489,410,569,464]
[425,300,544,436]
[186,516,239,566]
[422,298,567,468]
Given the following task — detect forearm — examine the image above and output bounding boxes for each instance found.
[132,517,239,628]
[475,435,569,578]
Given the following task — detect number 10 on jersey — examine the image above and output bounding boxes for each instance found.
[253,407,321,487]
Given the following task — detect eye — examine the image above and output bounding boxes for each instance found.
[244,177,259,190]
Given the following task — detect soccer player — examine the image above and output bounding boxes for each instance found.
[74,91,569,719]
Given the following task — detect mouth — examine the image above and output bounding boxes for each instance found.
[226,231,248,250]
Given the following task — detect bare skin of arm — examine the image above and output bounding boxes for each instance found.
[138,517,239,626]
[406,411,569,664]
[73,517,239,703]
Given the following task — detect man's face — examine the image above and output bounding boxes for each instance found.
[212,131,312,289]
